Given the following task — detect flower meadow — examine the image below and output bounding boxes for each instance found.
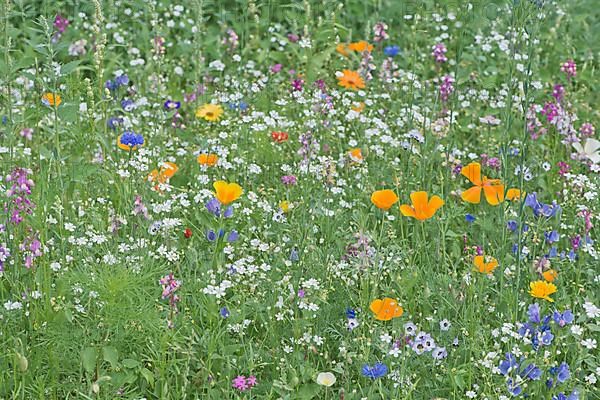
[0,0,599,399]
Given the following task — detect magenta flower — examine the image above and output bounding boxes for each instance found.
[432,43,448,63]
[560,59,577,79]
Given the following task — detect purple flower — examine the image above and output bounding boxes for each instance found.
[226,230,239,242]
[220,307,230,318]
[432,347,447,360]
[520,363,542,380]
[545,230,560,244]
[206,198,221,216]
[164,99,181,110]
[528,303,541,324]
[281,175,297,185]
[499,353,518,375]
[431,43,448,63]
[553,310,574,327]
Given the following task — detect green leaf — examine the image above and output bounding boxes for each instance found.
[60,60,81,76]
[81,347,97,374]
[295,384,321,400]
[140,367,155,388]
[122,359,141,369]
[102,346,119,369]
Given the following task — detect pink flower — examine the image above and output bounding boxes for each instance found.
[232,376,249,391]
[560,59,577,79]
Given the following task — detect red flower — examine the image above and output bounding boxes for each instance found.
[184,228,193,238]
[271,131,288,143]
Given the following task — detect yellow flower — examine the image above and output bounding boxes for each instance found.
[370,189,399,211]
[316,372,336,387]
[529,280,557,302]
[42,92,61,107]
[195,103,223,122]
[473,255,498,274]
[279,201,290,213]
[213,181,243,205]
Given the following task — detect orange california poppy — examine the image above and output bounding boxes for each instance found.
[371,189,399,210]
[336,43,349,56]
[42,92,61,107]
[505,188,524,201]
[148,162,178,185]
[542,269,558,282]
[348,41,374,53]
[460,162,505,205]
[399,191,444,221]
[337,70,366,91]
[197,153,219,166]
[348,148,363,163]
[213,180,243,205]
[271,131,289,143]
[370,298,403,321]
[474,255,499,274]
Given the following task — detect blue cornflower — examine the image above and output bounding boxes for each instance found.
[345,308,356,319]
[220,307,230,318]
[115,74,129,86]
[465,214,476,223]
[120,131,144,148]
[553,310,574,327]
[384,45,401,57]
[361,362,388,379]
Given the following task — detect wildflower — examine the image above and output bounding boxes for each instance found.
[524,193,561,218]
[271,131,289,143]
[399,191,444,221]
[384,45,401,57]
[560,59,577,79]
[439,75,454,103]
[133,195,149,219]
[197,153,219,166]
[348,41,373,53]
[373,22,389,43]
[553,310,574,327]
[370,189,399,210]
[465,214,476,223]
[117,131,144,151]
[461,162,512,206]
[213,181,243,205]
[432,347,448,360]
[552,390,579,400]
[226,230,239,242]
[348,148,364,163]
[543,269,558,282]
[41,93,61,107]
[164,99,181,110]
[316,372,336,387]
[195,103,224,122]
[580,122,595,137]
[529,280,558,302]
[474,255,498,274]
[281,175,297,186]
[572,138,600,165]
[220,307,230,318]
[361,362,388,379]
[20,128,33,140]
[148,162,178,186]
[337,70,366,91]
[440,319,451,331]
[279,201,290,213]
[184,228,192,239]
[432,43,448,63]
[369,298,403,321]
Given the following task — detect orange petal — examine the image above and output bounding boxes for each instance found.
[369,299,383,314]
[410,191,428,215]
[506,188,523,201]
[483,184,505,205]
[423,195,444,219]
[399,204,416,218]
[461,186,482,204]
[461,163,482,186]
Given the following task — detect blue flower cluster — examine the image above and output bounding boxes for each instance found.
[361,362,388,379]
[518,304,573,350]
[105,74,129,91]
[119,131,144,148]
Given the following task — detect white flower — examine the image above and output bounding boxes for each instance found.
[570,325,583,336]
[572,138,600,164]
[581,338,597,350]
[583,301,600,318]
[316,372,336,387]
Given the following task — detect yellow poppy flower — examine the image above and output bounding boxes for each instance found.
[213,181,243,205]
[473,255,498,274]
[371,189,399,210]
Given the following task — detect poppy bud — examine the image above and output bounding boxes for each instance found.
[184,228,192,238]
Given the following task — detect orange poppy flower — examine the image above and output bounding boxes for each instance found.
[348,41,373,53]
[399,191,444,221]
[197,153,218,167]
[337,70,366,91]
[370,298,403,321]
[42,92,61,107]
[271,131,289,143]
[474,255,498,274]
[505,188,524,201]
[336,43,349,56]
[371,189,399,210]
[460,162,505,205]
[148,162,178,185]
[213,180,243,205]
[348,148,363,163]
[542,269,558,282]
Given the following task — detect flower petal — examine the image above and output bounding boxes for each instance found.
[461,162,482,185]
[483,184,505,205]
[461,186,482,204]
[399,204,416,218]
